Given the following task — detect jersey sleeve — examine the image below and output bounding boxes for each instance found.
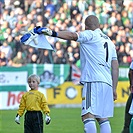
[17,94,26,116]
[41,94,50,114]
[76,30,93,43]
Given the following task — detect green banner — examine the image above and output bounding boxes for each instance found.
[0,64,70,91]
[118,67,129,81]
[0,64,129,91]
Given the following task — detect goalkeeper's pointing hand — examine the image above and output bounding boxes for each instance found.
[41,28,53,36]
[34,26,57,37]
[33,26,51,36]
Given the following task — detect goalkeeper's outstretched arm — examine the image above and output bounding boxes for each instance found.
[40,27,78,41]
[57,31,78,41]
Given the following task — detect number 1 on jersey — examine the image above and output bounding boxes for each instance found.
[104,42,108,62]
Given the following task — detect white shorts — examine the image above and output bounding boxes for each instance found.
[81,82,114,118]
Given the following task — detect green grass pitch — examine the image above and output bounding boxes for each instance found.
[0,107,125,133]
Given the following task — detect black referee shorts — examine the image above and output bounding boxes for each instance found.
[24,111,43,133]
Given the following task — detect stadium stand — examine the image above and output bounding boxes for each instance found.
[0,0,133,67]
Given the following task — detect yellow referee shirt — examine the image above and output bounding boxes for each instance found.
[17,90,50,116]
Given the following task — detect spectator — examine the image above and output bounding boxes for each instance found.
[69,19,78,32]
[36,15,43,27]
[100,3,110,25]
[95,0,105,7]
[8,10,18,29]
[87,5,95,16]
[127,3,133,25]
[35,1,42,15]
[54,50,67,64]
[70,0,80,19]
[119,55,130,67]
[108,11,117,26]
[44,0,56,17]
[66,46,75,64]
[12,36,23,58]
[71,41,79,54]
[0,21,9,41]
[117,45,126,65]
[29,0,41,13]
[0,40,13,61]
[0,51,7,66]
[26,46,37,63]
[115,13,123,27]
[109,25,118,40]
[2,9,9,21]
[125,43,132,63]
[30,53,38,64]
[78,0,88,15]
[71,41,80,64]
[53,13,60,24]
[10,51,25,67]
[124,19,132,29]
[0,0,133,67]
[54,41,65,52]
[62,2,70,18]
[6,35,15,56]
[111,0,119,11]
[121,10,130,27]
[37,49,51,64]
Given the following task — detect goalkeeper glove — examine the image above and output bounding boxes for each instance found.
[34,26,58,37]
[20,29,38,45]
[15,114,20,124]
[45,114,51,125]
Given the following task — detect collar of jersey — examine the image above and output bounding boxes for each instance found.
[29,89,38,91]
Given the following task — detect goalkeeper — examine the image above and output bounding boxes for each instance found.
[35,15,119,133]
[15,74,51,133]
[121,60,133,133]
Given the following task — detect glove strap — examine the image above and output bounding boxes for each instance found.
[46,113,50,116]
[16,114,20,118]
[52,31,58,37]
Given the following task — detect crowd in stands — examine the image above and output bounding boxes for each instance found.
[0,0,133,67]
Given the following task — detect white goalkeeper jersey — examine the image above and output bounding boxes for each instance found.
[77,28,117,86]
